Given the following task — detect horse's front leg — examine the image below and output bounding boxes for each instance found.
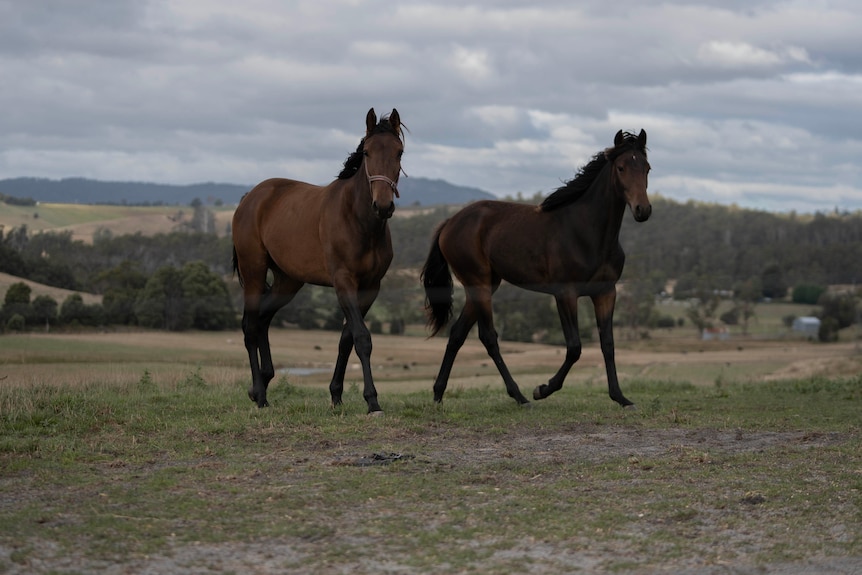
[432,308,476,402]
[593,289,634,407]
[469,286,530,406]
[334,281,382,414]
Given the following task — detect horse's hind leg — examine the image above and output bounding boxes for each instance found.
[432,307,477,402]
[242,272,300,408]
[471,287,531,406]
[241,298,269,408]
[256,286,301,399]
[329,325,352,407]
[477,321,531,406]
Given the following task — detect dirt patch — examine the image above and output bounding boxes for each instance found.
[425,425,845,466]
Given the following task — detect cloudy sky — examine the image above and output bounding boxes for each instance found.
[1,0,860,213]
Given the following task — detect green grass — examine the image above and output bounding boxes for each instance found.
[0,332,859,573]
[1,368,860,573]
[654,299,818,339]
[2,202,174,230]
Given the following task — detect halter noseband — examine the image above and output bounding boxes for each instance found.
[364,158,402,198]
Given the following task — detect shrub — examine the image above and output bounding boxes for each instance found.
[818,316,840,343]
[5,313,25,332]
[792,284,826,305]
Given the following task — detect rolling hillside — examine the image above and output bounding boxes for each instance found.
[0,176,496,243]
[0,202,235,243]
[0,272,101,306]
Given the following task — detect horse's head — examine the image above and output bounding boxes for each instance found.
[363,107,404,220]
[609,129,651,222]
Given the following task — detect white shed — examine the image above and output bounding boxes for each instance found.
[792,316,821,337]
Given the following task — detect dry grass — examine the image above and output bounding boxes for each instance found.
[0,202,236,243]
[0,272,102,306]
[5,328,861,396]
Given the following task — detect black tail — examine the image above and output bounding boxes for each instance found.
[421,224,454,336]
[231,245,244,288]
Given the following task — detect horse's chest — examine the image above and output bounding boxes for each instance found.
[339,238,392,278]
[586,248,624,282]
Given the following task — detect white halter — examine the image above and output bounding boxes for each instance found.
[365,159,402,198]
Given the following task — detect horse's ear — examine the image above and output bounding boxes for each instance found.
[614,129,624,148]
[637,129,647,149]
[366,108,377,135]
[390,108,401,137]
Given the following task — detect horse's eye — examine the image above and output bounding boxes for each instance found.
[617,165,624,172]
[363,150,369,157]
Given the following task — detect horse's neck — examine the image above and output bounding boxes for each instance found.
[338,177,388,236]
[578,167,626,250]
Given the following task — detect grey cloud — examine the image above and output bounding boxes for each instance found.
[0,0,860,212]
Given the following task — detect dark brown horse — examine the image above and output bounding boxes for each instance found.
[232,108,404,411]
[422,129,651,407]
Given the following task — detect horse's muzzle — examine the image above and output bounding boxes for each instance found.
[373,201,395,220]
[633,204,652,222]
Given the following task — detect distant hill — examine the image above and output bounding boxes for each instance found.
[396,177,496,206]
[0,177,495,207]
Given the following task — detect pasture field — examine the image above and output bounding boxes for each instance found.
[0,329,861,574]
[0,272,103,307]
[0,202,235,243]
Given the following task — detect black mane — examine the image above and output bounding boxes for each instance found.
[337,115,402,180]
[540,131,645,212]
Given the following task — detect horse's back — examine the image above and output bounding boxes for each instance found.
[441,199,543,248]
[232,177,331,283]
[441,199,533,235]
[437,200,548,283]
[234,177,327,232]
[236,176,321,213]
[438,198,615,289]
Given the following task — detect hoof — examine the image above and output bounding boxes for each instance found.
[623,403,637,411]
[519,401,533,409]
[248,389,268,407]
[532,384,549,401]
[368,409,385,417]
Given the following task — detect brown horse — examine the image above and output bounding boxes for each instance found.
[422,129,651,407]
[232,108,404,411]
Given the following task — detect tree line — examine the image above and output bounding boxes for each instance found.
[1,196,861,339]
[1,260,235,333]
